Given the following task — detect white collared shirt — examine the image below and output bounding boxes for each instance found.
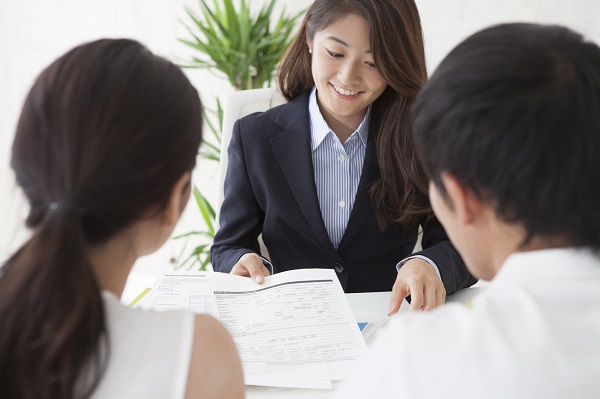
[309,87,369,249]
[335,247,600,398]
[308,87,440,278]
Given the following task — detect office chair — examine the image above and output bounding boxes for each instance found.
[217,87,287,207]
[215,87,287,259]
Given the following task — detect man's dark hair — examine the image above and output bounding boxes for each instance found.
[413,23,600,248]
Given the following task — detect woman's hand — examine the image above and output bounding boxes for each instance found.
[388,258,446,315]
[230,253,272,283]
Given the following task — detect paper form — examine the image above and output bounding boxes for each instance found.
[352,309,391,342]
[203,269,367,386]
[147,269,367,388]
[145,272,227,313]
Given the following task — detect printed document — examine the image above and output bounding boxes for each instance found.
[145,268,367,388]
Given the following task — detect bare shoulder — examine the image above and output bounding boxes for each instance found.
[184,314,245,399]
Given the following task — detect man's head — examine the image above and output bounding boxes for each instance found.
[413,23,600,279]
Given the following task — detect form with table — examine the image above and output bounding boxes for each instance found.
[122,270,485,398]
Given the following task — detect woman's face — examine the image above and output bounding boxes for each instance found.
[308,13,388,131]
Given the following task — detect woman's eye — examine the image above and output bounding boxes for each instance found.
[325,48,343,59]
[365,61,377,69]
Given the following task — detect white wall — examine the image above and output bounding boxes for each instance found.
[1,0,599,272]
[418,0,600,73]
[0,0,307,272]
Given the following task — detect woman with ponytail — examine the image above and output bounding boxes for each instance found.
[0,39,244,399]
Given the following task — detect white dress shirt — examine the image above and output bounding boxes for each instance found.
[308,87,440,277]
[334,247,600,398]
[309,87,368,249]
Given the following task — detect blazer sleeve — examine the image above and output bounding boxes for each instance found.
[211,118,265,273]
[413,215,478,295]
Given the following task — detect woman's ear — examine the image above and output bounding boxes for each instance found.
[306,36,313,54]
[162,172,192,227]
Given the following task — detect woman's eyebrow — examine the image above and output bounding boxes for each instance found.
[325,36,372,53]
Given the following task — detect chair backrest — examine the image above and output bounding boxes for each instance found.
[215,88,286,259]
[217,87,287,218]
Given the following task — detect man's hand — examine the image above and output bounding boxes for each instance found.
[388,258,446,315]
[230,253,271,283]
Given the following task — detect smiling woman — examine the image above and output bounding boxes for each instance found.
[211,0,477,309]
[308,13,388,142]
[278,0,430,236]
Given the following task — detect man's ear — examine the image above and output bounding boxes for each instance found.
[440,173,483,225]
[162,172,192,227]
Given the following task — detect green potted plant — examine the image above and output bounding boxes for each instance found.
[174,0,303,270]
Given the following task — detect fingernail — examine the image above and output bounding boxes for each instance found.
[255,275,263,283]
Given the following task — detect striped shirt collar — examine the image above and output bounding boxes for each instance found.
[308,86,370,151]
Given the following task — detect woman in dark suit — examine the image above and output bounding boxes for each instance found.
[212,0,476,311]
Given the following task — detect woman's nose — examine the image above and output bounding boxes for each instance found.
[338,61,361,86]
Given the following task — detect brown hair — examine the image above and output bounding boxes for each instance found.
[0,39,203,398]
[278,0,430,229]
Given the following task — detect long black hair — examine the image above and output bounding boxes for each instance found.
[0,39,203,398]
[278,0,429,230]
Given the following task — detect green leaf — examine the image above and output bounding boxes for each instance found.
[193,186,215,236]
[199,151,220,162]
[199,255,211,271]
[176,244,209,270]
[172,231,215,240]
[176,0,304,269]
[201,140,220,153]
[172,231,202,239]
[178,0,303,92]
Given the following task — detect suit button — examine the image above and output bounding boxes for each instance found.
[334,263,345,273]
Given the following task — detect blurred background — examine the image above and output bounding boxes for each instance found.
[1,0,599,276]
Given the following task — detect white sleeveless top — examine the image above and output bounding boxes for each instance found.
[89,291,195,399]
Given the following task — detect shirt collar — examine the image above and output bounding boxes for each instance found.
[309,86,370,151]
[492,247,600,285]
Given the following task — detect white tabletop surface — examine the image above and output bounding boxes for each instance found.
[245,287,485,398]
[121,271,486,398]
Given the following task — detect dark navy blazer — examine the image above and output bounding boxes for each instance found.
[211,91,477,293]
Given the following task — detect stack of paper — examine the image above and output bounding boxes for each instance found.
[144,268,368,389]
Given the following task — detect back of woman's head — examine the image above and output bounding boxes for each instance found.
[1,38,203,398]
[13,38,203,241]
[279,0,430,230]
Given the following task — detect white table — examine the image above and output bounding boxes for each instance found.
[122,272,486,399]
[244,287,485,398]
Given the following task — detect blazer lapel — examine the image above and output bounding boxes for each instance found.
[338,133,378,250]
[270,93,335,254]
